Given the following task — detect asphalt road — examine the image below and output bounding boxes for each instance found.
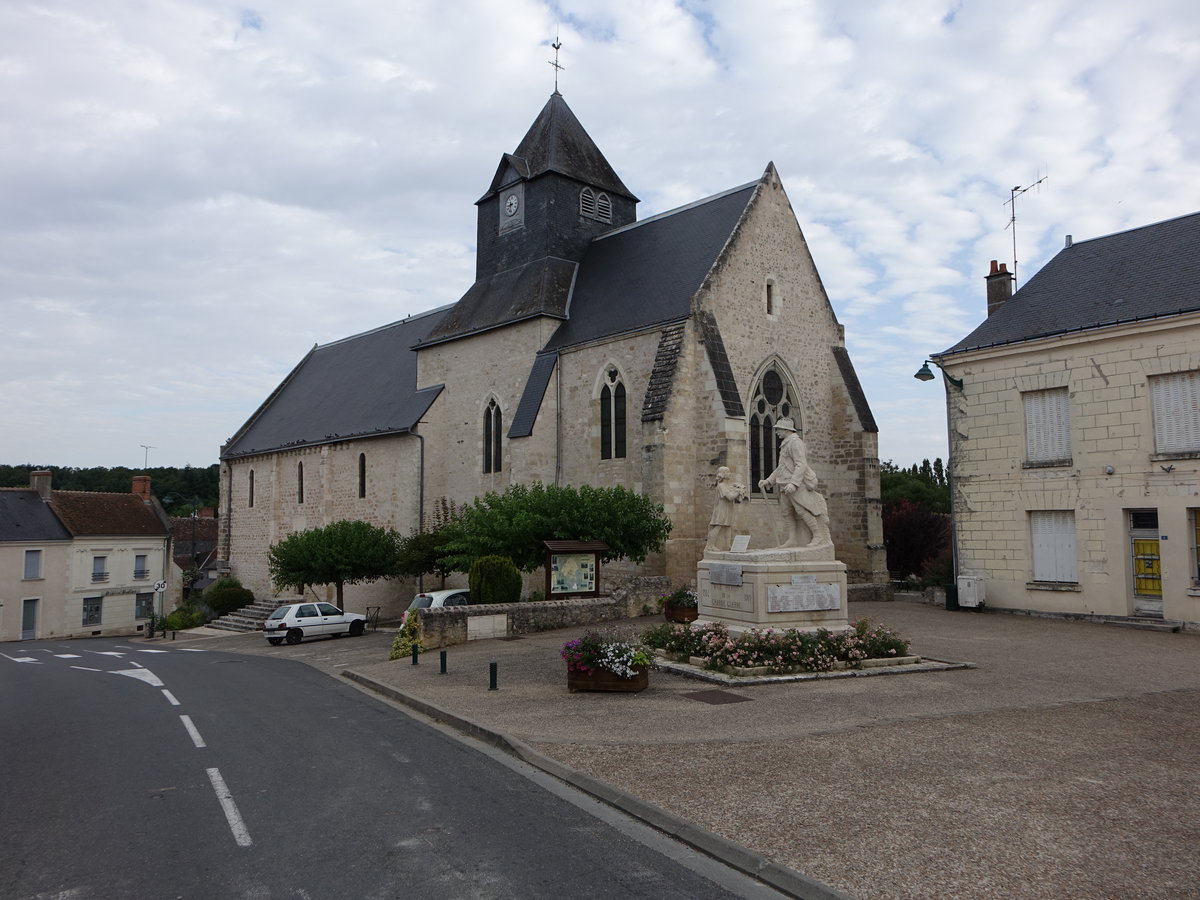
[1,636,786,900]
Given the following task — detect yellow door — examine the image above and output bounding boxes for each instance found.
[1132,538,1162,598]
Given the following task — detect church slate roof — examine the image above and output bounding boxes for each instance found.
[0,488,72,542]
[416,257,576,348]
[222,306,449,459]
[481,92,636,202]
[942,211,1200,355]
[508,352,558,438]
[542,182,757,353]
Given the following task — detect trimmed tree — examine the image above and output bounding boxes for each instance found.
[437,482,672,573]
[267,519,403,608]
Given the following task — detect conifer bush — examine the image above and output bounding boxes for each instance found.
[468,555,522,605]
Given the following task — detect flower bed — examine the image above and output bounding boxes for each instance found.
[642,617,912,675]
[561,629,652,692]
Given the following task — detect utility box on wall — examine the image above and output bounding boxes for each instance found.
[957,576,986,608]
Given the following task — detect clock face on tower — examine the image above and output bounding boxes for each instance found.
[498,184,524,234]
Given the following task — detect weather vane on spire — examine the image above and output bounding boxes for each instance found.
[549,31,564,92]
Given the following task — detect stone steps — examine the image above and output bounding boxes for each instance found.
[208,600,286,633]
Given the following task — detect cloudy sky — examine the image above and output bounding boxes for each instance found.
[3,0,1198,471]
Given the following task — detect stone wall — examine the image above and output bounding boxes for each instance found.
[417,575,668,648]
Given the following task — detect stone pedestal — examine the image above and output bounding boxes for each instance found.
[698,543,848,633]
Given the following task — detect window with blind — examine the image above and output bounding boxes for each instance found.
[1023,388,1071,465]
[1150,371,1200,454]
[1030,510,1077,583]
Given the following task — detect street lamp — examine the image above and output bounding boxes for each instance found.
[914,359,963,390]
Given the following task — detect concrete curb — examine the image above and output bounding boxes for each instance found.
[343,668,852,900]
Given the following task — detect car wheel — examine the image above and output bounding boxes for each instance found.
[267,637,283,646]
[285,629,303,645]
[349,619,365,637]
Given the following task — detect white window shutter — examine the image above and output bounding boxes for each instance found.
[1024,388,1070,463]
[1152,371,1200,453]
[1031,510,1077,582]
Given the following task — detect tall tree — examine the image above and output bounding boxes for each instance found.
[437,482,672,573]
[267,520,403,607]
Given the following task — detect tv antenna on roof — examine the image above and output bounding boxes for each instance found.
[549,30,564,91]
[1004,171,1048,290]
[140,444,155,469]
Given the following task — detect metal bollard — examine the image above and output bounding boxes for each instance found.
[488,661,498,691]
[411,644,419,665]
[439,650,447,675]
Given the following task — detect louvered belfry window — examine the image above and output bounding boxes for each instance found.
[580,187,597,219]
[579,188,612,224]
[1150,371,1200,454]
[1023,388,1071,465]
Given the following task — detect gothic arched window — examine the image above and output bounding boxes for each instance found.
[358,453,367,498]
[749,364,799,495]
[297,461,304,504]
[483,399,502,473]
[600,368,627,460]
[248,469,255,508]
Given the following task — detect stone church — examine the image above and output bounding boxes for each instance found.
[218,92,887,617]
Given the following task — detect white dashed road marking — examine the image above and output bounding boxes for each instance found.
[162,690,181,706]
[180,715,206,748]
[207,768,252,847]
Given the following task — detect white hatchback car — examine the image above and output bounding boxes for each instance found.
[263,602,367,645]
[402,589,471,623]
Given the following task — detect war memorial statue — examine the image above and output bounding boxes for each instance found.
[697,418,848,632]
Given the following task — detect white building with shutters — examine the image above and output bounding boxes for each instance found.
[931,212,1200,626]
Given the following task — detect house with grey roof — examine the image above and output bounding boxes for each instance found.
[220,92,887,617]
[0,471,171,640]
[932,211,1200,625]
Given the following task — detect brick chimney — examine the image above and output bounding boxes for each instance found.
[986,260,1013,316]
[30,469,52,500]
[132,475,152,502]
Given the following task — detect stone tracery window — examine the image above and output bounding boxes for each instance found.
[748,363,799,495]
[600,367,626,460]
[483,398,502,473]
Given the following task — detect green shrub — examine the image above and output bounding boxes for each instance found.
[525,589,546,603]
[160,604,207,631]
[468,555,522,605]
[205,584,255,617]
[388,612,423,661]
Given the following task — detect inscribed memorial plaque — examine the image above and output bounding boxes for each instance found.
[709,563,743,586]
[767,581,840,612]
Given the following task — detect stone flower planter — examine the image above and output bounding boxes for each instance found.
[567,665,649,693]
